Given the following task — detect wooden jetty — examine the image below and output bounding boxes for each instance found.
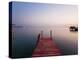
[32,30,61,57]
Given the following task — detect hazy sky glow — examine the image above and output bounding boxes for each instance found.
[12,2,78,26]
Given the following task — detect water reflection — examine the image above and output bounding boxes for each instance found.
[12,26,78,57]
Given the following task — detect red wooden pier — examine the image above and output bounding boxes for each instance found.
[32,30,61,57]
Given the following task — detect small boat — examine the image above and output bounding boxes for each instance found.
[69,26,78,32]
[12,24,23,28]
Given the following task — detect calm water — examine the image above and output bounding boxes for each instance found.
[12,26,78,58]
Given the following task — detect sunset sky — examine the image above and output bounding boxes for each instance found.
[12,2,78,26]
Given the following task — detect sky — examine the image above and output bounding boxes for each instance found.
[12,2,78,26]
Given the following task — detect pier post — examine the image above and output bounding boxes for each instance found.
[50,30,52,39]
[41,30,43,38]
